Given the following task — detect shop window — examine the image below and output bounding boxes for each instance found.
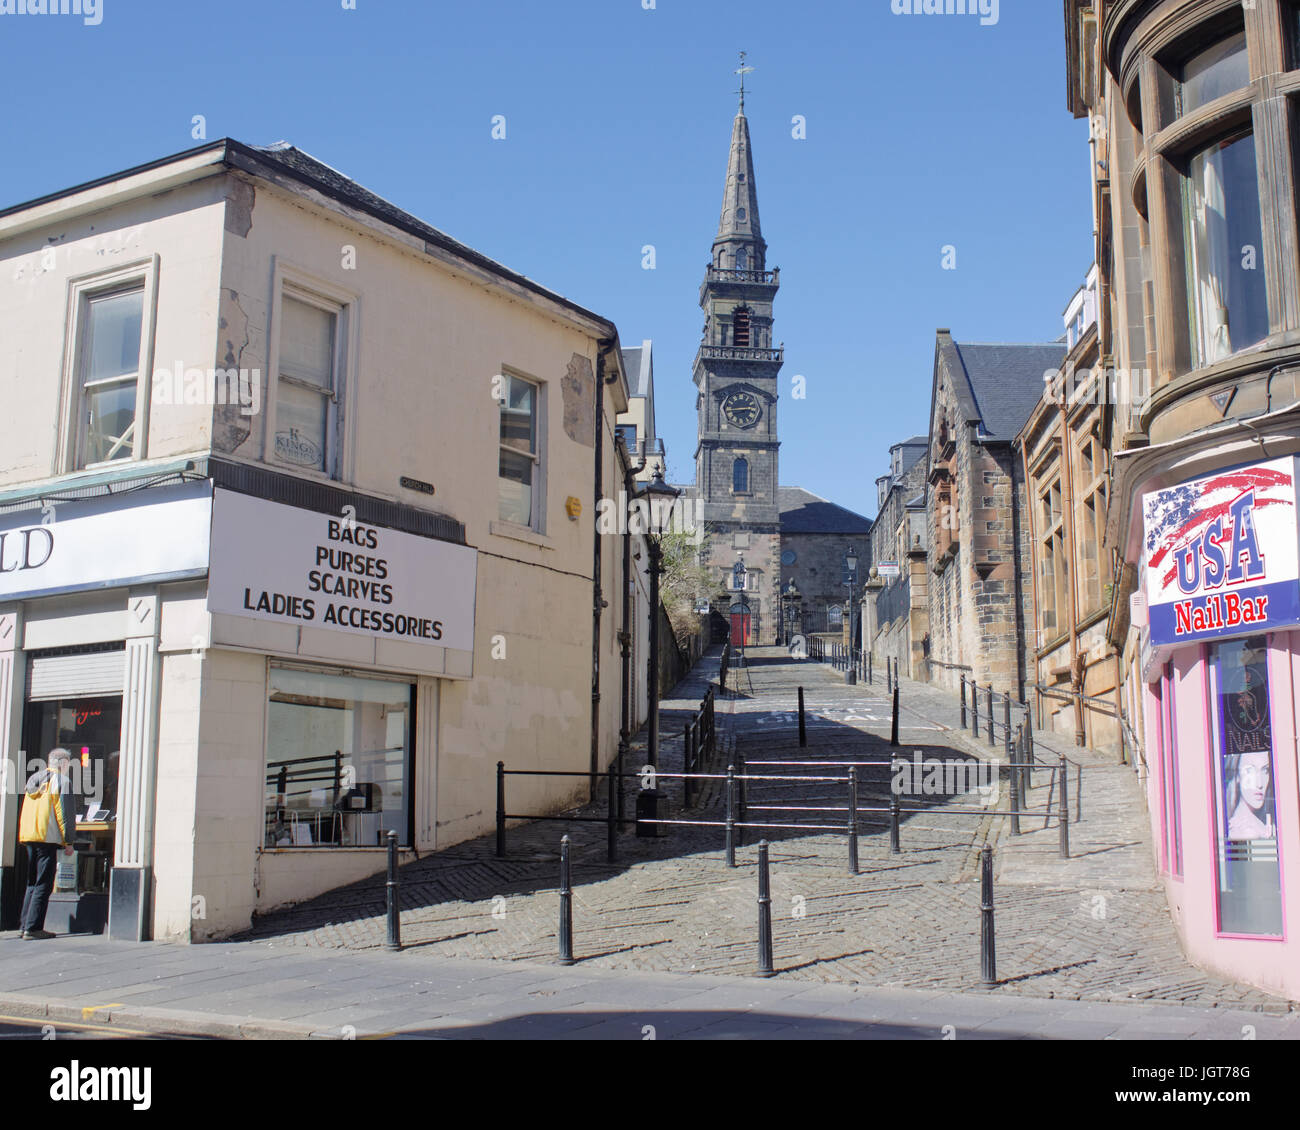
[1209,636,1282,936]
[1181,131,1268,368]
[274,290,343,475]
[75,286,146,468]
[498,372,542,529]
[265,666,413,848]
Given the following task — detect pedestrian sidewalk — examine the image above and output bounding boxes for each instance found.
[0,935,1293,1040]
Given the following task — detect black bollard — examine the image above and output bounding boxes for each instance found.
[971,684,979,739]
[1003,695,1012,760]
[725,764,737,868]
[980,845,996,988]
[868,653,873,686]
[559,834,575,965]
[960,675,967,729]
[1059,754,1071,860]
[385,830,402,951]
[757,840,775,977]
[890,685,900,748]
[495,761,506,858]
[847,767,860,875]
[798,686,807,748]
[607,765,618,863]
[890,773,901,854]
[986,685,995,748]
[1008,736,1021,837]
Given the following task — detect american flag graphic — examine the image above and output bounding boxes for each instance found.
[1144,461,1295,601]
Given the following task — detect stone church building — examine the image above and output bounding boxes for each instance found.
[677,92,871,647]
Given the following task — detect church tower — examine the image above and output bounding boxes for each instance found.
[695,72,783,646]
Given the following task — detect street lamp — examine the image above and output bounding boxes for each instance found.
[642,470,679,773]
[844,545,859,685]
[782,579,801,649]
[639,470,678,837]
[733,552,747,664]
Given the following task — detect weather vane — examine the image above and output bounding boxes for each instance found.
[735,50,755,110]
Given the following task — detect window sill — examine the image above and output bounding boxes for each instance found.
[490,520,554,549]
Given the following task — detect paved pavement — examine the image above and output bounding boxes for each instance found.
[0,935,1293,1040]
[233,647,1293,1013]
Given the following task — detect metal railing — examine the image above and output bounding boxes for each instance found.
[682,686,719,808]
[495,750,1077,866]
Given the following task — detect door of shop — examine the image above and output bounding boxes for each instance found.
[4,647,124,935]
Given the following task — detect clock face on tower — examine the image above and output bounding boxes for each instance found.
[722,390,761,429]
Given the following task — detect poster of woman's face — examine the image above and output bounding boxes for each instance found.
[1217,638,1276,842]
[1224,749,1276,841]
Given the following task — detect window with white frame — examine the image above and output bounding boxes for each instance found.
[75,285,146,467]
[273,291,342,475]
[498,373,541,528]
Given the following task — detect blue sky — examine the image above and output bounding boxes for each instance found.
[0,0,1091,521]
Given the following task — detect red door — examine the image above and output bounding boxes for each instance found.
[730,610,751,647]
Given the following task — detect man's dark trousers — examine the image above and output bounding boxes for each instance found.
[20,843,59,933]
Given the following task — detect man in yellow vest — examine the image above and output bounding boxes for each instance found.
[18,748,76,940]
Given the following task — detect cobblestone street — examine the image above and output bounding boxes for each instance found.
[240,647,1293,1013]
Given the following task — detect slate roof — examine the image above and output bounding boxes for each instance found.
[621,344,653,399]
[0,139,621,353]
[778,487,872,535]
[951,342,1065,442]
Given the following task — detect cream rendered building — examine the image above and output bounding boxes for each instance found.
[0,140,641,942]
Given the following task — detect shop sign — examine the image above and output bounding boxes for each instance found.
[0,481,212,601]
[207,489,477,653]
[1143,457,1300,646]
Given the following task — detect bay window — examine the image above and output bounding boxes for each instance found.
[1181,131,1267,368]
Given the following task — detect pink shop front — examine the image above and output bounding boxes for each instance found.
[1125,449,1300,999]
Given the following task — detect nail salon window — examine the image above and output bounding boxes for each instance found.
[1209,636,1282,937]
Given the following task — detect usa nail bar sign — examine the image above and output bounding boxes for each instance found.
[1143,457,1300,646]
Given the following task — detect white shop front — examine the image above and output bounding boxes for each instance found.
[0,474,476,941]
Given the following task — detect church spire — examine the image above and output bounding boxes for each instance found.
[713,53,766,271]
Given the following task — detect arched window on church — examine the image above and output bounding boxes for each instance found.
[733,457,749,494]
[733,307,751,347]
[735,247,748,272]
